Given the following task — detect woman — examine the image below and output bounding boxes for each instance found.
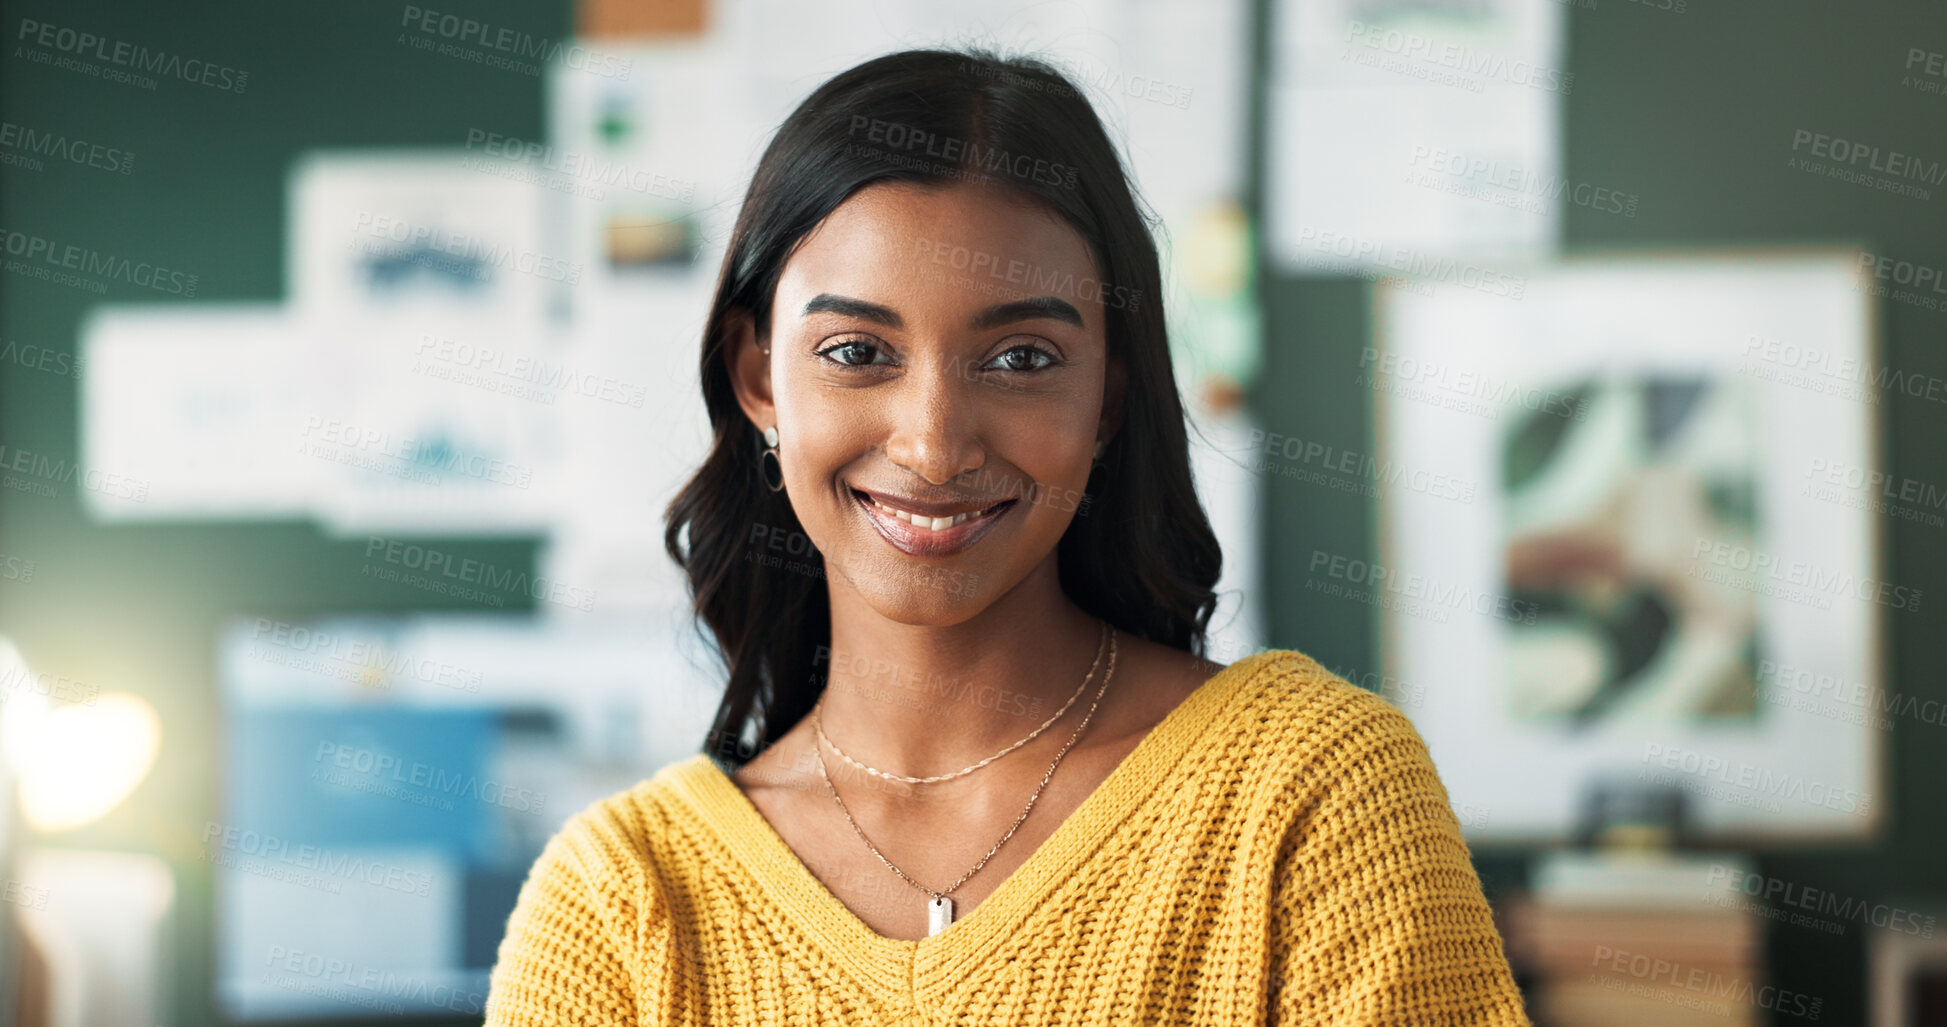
[486,47,1530,1026]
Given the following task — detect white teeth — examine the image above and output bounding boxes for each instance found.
[866,496,984,530]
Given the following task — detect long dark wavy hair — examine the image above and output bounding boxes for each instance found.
[663,47,1223,773]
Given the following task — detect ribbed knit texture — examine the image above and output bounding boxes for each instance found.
[485,648,1532,1025]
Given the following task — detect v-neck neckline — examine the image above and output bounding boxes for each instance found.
[661,648,1289,995]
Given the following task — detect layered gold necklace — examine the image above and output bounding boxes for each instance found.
[809,621,1118,935]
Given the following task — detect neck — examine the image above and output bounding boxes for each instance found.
[816,559,1110,783]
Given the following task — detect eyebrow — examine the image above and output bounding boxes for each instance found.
[972,296,1085,330]
[801,294,903,328]
[800,293,1086,331]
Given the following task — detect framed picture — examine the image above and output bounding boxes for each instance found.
[1372,248,1887,844]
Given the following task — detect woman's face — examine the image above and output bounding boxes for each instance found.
[728,180,1123,626]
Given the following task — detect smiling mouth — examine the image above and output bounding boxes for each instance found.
[850,488,1017,558]
[857,491,1012,529]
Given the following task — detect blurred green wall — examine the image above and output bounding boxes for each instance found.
[1,0,1942,1024]
[0,2,560,1024]
[1246,1,1947,1022]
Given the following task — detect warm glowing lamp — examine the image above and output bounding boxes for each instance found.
[0,640,161,833]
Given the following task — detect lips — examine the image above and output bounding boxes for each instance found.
[852,488,1016,558]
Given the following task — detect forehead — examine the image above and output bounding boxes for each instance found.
[776,181,1102,325]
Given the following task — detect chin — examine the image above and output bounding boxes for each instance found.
[855,561,990,626]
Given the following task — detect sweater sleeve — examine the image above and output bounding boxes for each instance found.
[1267,692,1531,1026]
[484,798,648,1026]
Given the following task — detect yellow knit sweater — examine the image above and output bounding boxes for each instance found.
[485,648,1532,1025]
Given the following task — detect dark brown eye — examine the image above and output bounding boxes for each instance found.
[987,345,1057,373]
[816,338,889,367]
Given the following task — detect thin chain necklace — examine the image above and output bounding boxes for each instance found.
[814,620,1110,785]
[812,624,1118,936]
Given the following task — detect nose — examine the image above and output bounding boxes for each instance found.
[882,358,986,485]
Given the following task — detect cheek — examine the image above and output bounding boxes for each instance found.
[998,431,1097,528]
[772,382,861,485]
[996,409,1096,473]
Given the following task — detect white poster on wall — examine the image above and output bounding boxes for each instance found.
[285,152,568,535]
[79,304,314,520]
[1265,0,1567,276]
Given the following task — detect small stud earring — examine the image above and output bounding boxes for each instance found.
[1093,438,1106,463]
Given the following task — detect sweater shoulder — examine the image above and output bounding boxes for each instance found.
[1212,648,1449,821]
[528,767,692,893]
[1222,648,1425,754]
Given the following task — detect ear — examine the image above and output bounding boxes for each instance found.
[1098,344,1127,447]
[723,307,776,435]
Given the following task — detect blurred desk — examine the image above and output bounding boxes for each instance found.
[1502,852,1768,1027]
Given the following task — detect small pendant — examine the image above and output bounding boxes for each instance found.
[927,895,953,936]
